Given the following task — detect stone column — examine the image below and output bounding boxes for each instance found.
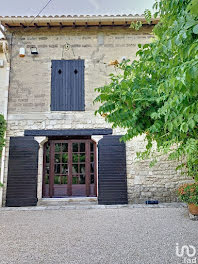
[34,136,48,202]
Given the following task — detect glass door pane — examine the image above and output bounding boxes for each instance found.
[53,142,69,197]
[71,142,86,196]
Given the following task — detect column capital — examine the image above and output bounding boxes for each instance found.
[34,136,48,146]
[91,135,103,145]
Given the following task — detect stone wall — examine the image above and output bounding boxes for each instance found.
[1,26,190,205]
[125,135,188,203]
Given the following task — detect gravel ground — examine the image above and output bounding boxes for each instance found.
[0,207,197,264]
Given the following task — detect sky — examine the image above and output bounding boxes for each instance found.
[0,0,155,16]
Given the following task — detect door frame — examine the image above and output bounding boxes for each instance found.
[42,138,97,198]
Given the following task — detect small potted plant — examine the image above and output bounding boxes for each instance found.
[178,183,198,215]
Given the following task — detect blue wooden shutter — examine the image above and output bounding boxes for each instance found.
[98,135,128,205]
[51,60,85,111]
[6,137,39,207]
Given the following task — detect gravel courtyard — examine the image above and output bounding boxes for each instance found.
[0,207,197,264]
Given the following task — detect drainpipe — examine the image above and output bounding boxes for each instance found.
[0,27,11,207]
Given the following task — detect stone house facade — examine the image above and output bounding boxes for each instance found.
[0,15,189,207]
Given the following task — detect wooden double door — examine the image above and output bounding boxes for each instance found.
[43,139,97,197]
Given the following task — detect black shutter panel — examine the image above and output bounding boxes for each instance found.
[98,135,128,205]
[6,137,39,207]
[51,60,85,111]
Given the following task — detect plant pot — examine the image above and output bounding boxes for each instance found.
[188,204,198,215]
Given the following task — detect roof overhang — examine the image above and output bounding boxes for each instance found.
[0,15,159,28]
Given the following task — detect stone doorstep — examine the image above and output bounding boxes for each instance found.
[37,197,98,206]
[0,202,188,212]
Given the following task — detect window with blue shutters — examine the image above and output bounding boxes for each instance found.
[51,60,85,111]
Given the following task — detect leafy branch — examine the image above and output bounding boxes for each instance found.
[94,0,198,181]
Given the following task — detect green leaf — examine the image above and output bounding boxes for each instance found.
[181,123,188,133]
[187,0,198,15]
[188,119,195,129]
[144,9,152,24]
[168,122,173,132]
[194,115,198,122]
[184,15,196,29]
[143,44,150,49]
[193,24,198,34]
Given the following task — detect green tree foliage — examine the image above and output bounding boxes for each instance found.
[0,114,6,158]
[94,0,198,181]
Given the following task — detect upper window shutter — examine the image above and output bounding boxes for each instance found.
[98,135,128,205]
[6,137,39,207]
[51,60,85,111]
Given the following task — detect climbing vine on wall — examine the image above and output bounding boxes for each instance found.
[94,0,198,181]
[0,114,6,186]
[0,114,6,158]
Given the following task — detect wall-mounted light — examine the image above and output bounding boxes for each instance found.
[30,47,38,55]
[19,47,25,57]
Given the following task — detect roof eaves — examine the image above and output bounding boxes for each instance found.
[0,15,159,28]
